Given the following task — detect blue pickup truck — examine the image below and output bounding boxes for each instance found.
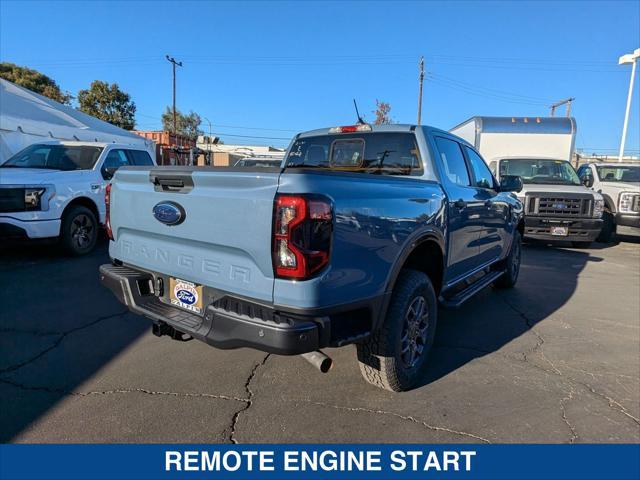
[100,124,524,391]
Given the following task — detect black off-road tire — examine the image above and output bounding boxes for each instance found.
[356,269,437,392]
[596,211,614,243]
[494,230,522,289]
[60,205,98,256]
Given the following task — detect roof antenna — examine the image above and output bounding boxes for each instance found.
[353,99,366,125]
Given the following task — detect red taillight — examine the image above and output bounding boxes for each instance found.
[273,194,332,279]
[328,124,372,134]
[105,183,113,241]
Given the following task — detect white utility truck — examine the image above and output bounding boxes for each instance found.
[450,116,603,247]
[0,141,156,254]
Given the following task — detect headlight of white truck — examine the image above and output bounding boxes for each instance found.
[618,192,640,213]
[593,199,604,218]
[24,188,46,210]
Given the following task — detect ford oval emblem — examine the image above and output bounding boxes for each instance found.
[152,202,185,226]
[176,289,196,304]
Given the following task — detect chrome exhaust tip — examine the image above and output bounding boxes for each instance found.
[301,350,333,373]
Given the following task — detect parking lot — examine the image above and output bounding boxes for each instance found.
[1,238,639,444]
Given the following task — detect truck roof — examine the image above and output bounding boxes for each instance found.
[587,162,640,168]
[26,140,151,149]
[296,123,456,139]
[450,116,576,135]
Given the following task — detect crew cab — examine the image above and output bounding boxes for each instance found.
[577,162,640,241]
[0,141,155,254]
[489,157,604,247]
[99,124,524,391]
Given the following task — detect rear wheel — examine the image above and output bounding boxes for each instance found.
[494,230,521,289]
[597,211,614,243]
[61,205,98,256]
[357,269,437,392]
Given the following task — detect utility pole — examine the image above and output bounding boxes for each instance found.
[204,117,213,166]
[166,55,183,134]
[417,56,425,125]
[549,97,574,117]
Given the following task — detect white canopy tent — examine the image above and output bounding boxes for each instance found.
[0,78,154,163]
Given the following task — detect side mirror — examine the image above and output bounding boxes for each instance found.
[581,175,594,188]
[102,166,118,180]
[499,175,523,193]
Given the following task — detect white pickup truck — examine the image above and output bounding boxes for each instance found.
[0,141,155,254]
[577,162,640,241]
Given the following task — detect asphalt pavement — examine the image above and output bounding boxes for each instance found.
[1,237,639,443]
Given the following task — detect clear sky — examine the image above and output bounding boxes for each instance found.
[1,0,639,153]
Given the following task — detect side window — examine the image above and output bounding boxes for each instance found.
[101,149,131,179]
[465,147,495,189]
[127,149,154,166]
[434,137,471,186]
[577,165,591,178]
[489,161,497,176]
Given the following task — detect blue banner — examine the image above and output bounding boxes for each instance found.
[0,444,638,480]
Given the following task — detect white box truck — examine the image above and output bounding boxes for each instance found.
[450,116,603,247]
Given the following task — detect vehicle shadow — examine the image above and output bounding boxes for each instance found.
[418,244,600,388]
[0,239,148,442]
[590,235,640,249]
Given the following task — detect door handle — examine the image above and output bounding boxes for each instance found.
[454,199,467,209]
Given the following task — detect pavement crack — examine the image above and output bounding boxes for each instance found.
[0,378,248,402]
[559,386,579,443]
[228,354,270,444]
[0,310,129,375]
[489,294,639,433]
[579,382,640,425]
[496,294,561,374]
[498,345,640,429]
[304,400,491,444]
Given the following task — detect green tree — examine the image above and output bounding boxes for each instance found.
[161,107,203,139]
[373,99,394,125]
[0,62,71,104]
[77,80,136,130]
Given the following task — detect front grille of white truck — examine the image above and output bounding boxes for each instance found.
[527,195,592,217]
[0,188,27,213]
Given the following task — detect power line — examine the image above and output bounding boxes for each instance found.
[430,72,553,103]
[132,122,291,142]
[14,53,624,72]
[213,124,298,132]
[136,114,299,133]
[427,74,552,106]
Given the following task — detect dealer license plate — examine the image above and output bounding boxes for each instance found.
[169,277,203,314]
[550,226,568,236]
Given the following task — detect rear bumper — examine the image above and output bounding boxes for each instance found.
[0,216,61,239]
[615,213,640,236]
[524,216,602,242]
[99,263,379,355]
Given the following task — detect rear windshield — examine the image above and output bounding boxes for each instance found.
[2,144,103,171]
[285,132,422,175]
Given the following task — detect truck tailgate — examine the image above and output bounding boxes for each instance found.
[108,167,280,302]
